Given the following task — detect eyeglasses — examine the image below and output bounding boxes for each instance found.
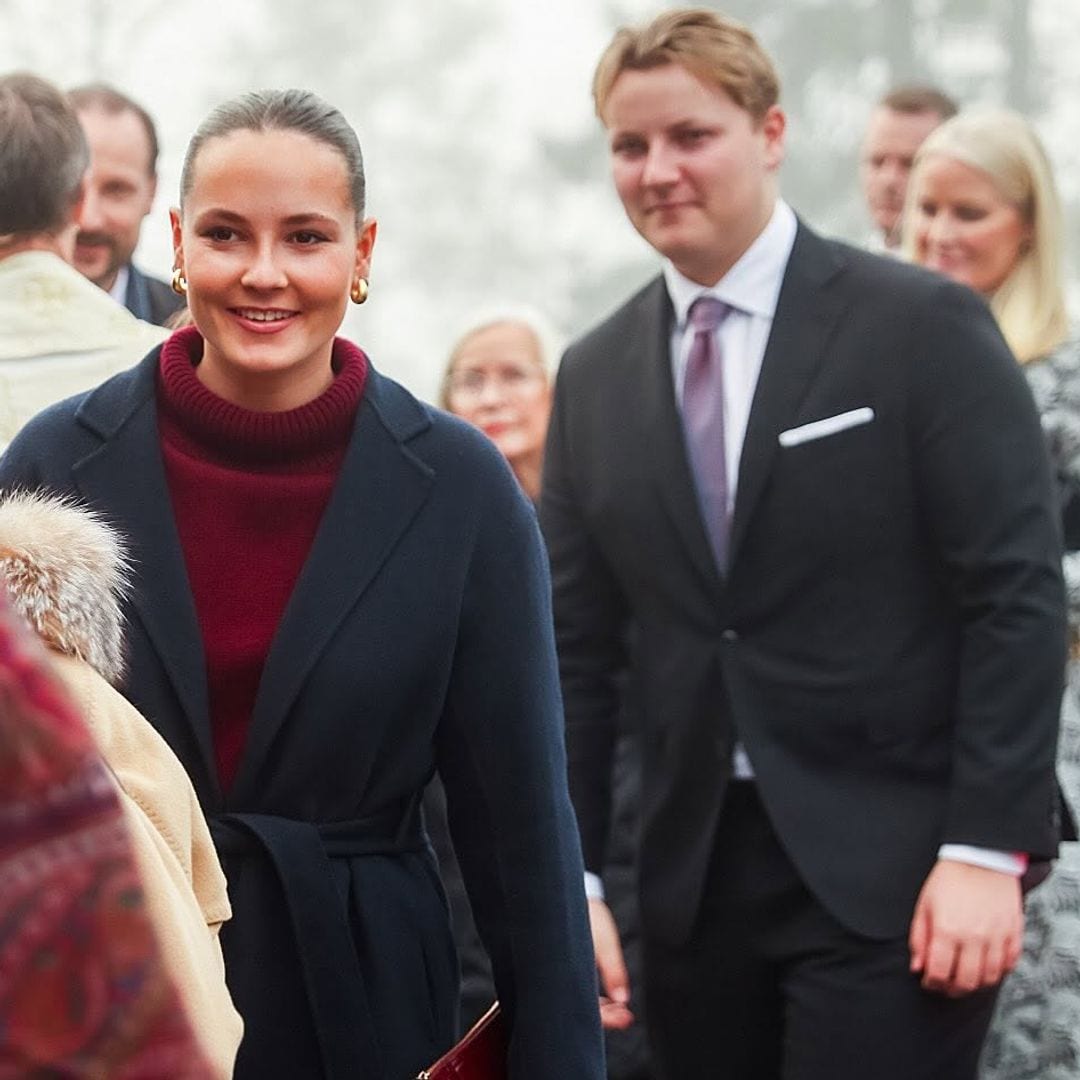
[447,366,545,401]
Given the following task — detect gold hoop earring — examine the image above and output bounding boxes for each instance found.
[350,277,369,305]
[171,267,188,297]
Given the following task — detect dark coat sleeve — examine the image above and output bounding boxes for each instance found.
[433,439,605,1079]
[907,278,1066,855]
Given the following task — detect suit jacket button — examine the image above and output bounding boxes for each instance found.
[721,629,739,643]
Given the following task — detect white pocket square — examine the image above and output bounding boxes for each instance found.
[778,407,875,447]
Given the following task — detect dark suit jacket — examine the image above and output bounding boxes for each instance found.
[124,264,184,327]
[540,222,1066,947]
[0,348,604,1080]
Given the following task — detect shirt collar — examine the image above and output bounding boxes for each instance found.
[664,199,798,328]
[108,263,130,306]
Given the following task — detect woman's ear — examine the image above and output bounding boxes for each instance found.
[169,207,184,271]
[354,217,377,284]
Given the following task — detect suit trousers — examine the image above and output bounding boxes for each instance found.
[644,782,1000,1080]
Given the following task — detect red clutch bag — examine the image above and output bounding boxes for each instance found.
[417,1002,507,1080]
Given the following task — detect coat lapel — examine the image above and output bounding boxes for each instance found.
[70,356,216,793]
[728,225,848,568]
[234,370,434,795]
[635,279,725,594]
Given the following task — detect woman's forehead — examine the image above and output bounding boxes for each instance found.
[186,128,354,212]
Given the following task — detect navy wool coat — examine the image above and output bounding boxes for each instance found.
[0,346,604,1080]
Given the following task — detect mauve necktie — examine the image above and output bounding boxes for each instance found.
[682,296,733,572]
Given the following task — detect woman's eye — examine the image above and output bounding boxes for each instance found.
[203,226,237,242]
[291,231,327,245]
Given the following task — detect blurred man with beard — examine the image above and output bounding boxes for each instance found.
[0,73,164,446]
[68,83,183,326]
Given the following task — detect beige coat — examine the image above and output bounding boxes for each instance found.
[0,492,242,1078]
[0,250,165,448]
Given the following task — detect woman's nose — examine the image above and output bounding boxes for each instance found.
[925,211,957,246]
[476,376,508,406]
[241,243,288,290]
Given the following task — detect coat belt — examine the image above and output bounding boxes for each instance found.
[211,799,426,1079]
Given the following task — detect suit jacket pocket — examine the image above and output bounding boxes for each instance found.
[778,407,875,448]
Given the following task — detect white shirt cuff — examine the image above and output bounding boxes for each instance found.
[584,871,605,901]
[937,844,1028,877]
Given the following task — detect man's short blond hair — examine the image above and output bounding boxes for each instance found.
[593,7,781,123]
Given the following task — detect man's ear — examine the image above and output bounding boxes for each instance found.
[70,178,87,228]
[760,105,787,171]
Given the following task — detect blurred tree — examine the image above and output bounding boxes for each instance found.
[0,0,172,81]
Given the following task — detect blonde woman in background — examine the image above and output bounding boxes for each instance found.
[439,308,559,503]
[904,107,1080,1080]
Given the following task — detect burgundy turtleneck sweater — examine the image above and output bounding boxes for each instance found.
[157,326,368,792]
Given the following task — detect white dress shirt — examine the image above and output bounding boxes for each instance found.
[665,197,798,517]
[108,263,130,307]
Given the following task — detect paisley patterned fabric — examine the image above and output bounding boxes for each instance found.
[982,338,1080,1080]
[0,591,212,1078]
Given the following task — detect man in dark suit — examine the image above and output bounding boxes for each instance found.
[68,83,183,327]
[540,9,1066,1079]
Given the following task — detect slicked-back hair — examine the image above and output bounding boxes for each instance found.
[593,7,780,124]
[0,72,88,239]
[879,85,958,122]
[180,89,366,221]
[68,81,160,176]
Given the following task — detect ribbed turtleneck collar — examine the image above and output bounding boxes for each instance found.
[157,326,368,465]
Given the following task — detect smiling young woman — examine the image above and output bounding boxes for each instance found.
[171,124,375,412]
[0,89,604,1080]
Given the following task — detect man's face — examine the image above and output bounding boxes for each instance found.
[859,106,943,246]
[603,63,785,286]
[73,106,157,291]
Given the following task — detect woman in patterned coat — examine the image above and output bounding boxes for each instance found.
[904,106,1080,1080]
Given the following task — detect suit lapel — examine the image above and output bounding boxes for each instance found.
[728,226,848,568]
[71,358,216,793]
[233,371,434,796]
[635,279,725,593]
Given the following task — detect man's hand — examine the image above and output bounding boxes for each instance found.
[588,898,634,1029]
[909,859,1023,996]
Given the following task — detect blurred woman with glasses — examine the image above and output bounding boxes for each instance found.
[440,310,558,503]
